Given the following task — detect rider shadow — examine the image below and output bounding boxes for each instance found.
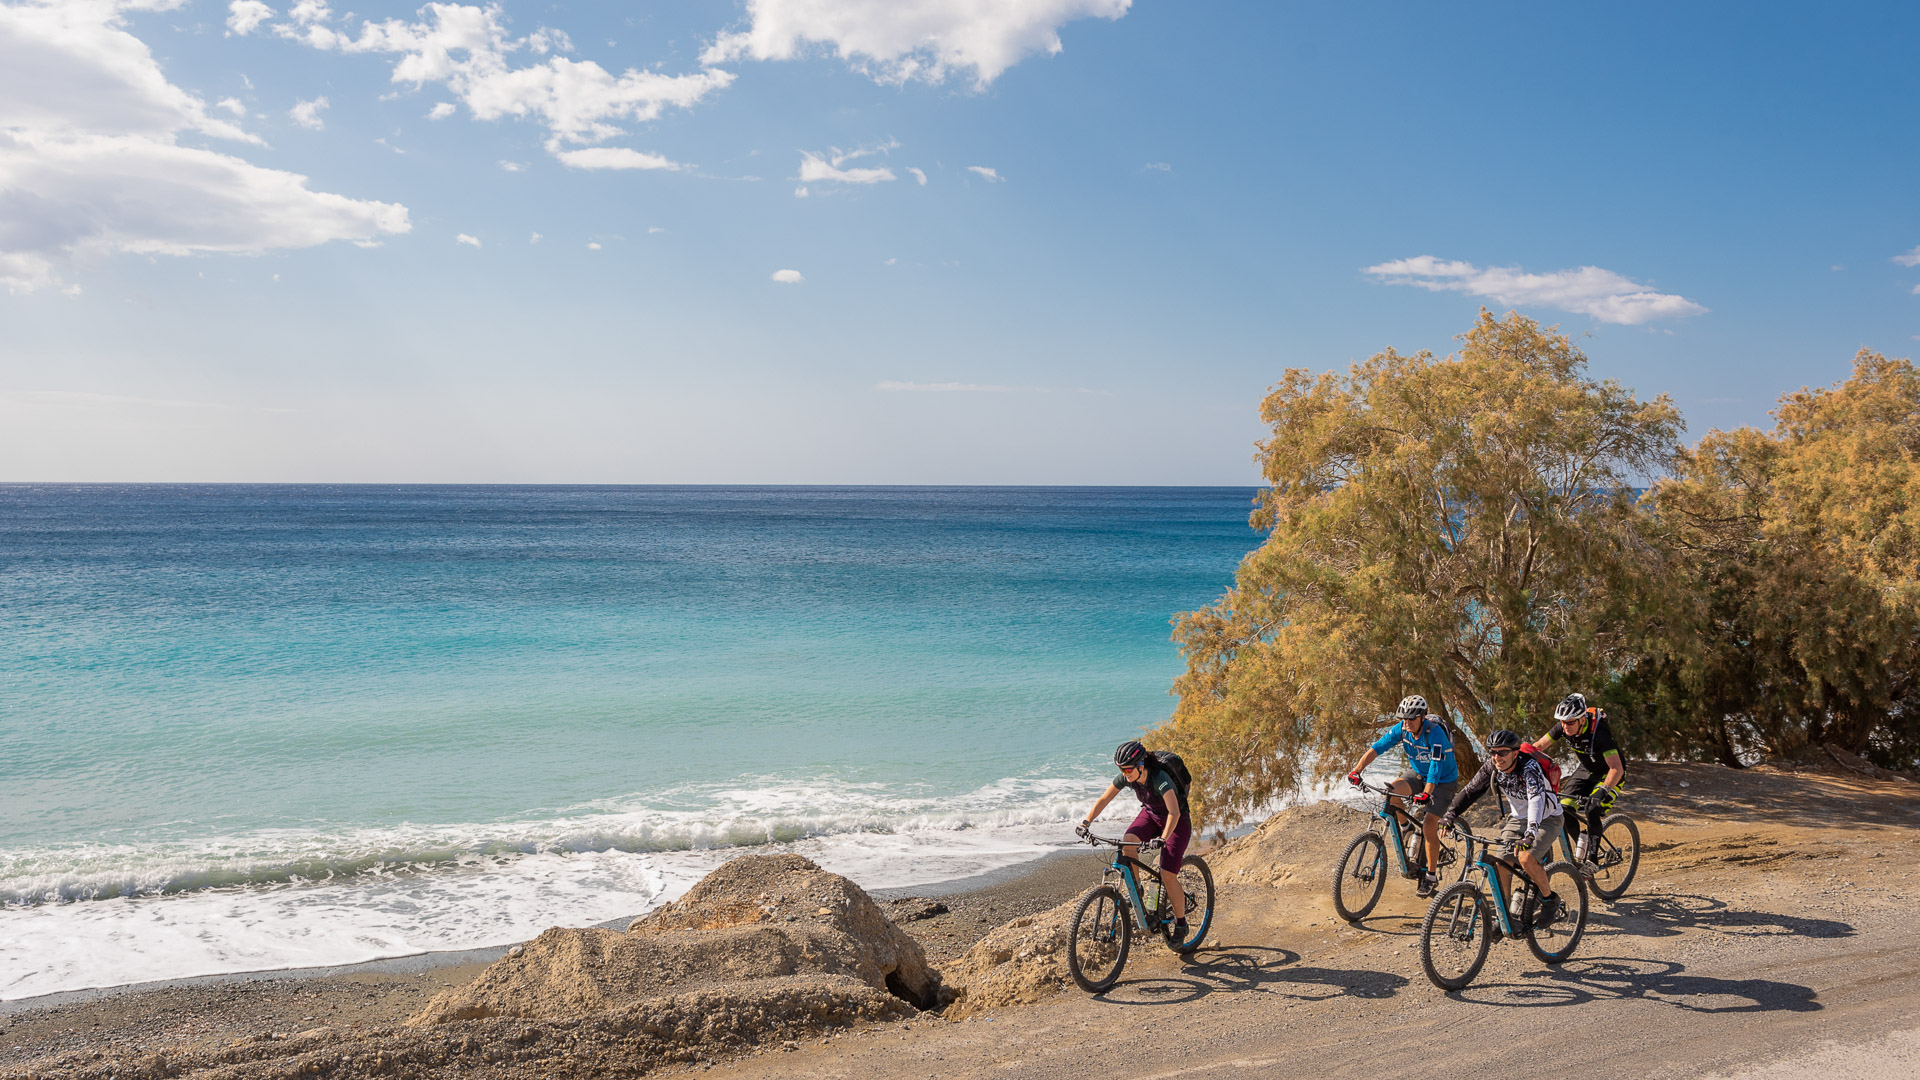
[1093,944,1410,1007]
[1457,956,1822,1014]
[1589,892,1854,941]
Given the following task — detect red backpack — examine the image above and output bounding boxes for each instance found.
[1519,743,1562,793]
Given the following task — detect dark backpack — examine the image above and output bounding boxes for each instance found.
[1149,750,1193,806]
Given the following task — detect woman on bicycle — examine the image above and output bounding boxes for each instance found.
[1345,695,1457,897]
[1439,728,1565,926]
[1078,740,1190,941]
[1530,692,1625,873]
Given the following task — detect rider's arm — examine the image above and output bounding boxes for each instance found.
[1522,764,1550,834]
[1160,797,1182,843]
[1083,784,1121,826]
[1602,750,1624,791]
[1531,730,1557,752]
[1351,748,1380,775]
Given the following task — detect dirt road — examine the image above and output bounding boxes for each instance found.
[708,762,1920,1080]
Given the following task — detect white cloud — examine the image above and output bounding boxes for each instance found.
[288,95,328,129]
[798,151,893,184]
[1894,245,1920,268]
[586,240,600,250]
[792,185,808,197]
[498,159,526,171]
[1363,255,1708,326]
[216,96,246,116]
[703,0,1131,87]
[647,226,664,234]
[553,146,685,171]
[966,165,1002,182]
[771,268,803,283]
[226,0,272,36]
[528,231,540,243]
[0,0,406,292]
[282,3,731,166]
[906,166,926,185]
[426,101,455,119]
[1911,283,1920,295]
[455,232,480,246]
[1143,161,1170,171]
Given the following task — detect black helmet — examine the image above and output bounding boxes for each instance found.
[1486,728,1522,750]
[1114,740,1149,770]
[1552,693,1588,723]
[1396,695,1428,720]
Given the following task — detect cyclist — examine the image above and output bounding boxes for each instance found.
[1078,740,1189,941]
[1345,695,1457,897]
[1439,728,1564,926]
[1531,692,1625,873]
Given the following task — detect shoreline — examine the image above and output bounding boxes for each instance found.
[0,841,1105,1022]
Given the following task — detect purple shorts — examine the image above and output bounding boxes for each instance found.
[1126,808,1191,872]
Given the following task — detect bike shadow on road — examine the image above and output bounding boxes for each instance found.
[1587,891,1855,941]
[1088,944,1410,1007]
[1453,956,1822,1014]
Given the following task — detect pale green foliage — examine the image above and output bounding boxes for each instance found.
[1157,312,1681,829]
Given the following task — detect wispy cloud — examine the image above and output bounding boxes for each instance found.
[554,147,687,171]
[1363,255,1707,325]
[427,102,455,120]
[455,233,481,247]
[906,166,927,186]
[289,96,329,130]
[1894,245,1920,268]
[966,165,1003,182]
[797,141,901,186]
[1143,161,1171,171]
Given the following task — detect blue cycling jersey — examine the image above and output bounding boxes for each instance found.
[1370,720,1459,784]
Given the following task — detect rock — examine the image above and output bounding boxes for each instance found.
[887,898,950,922]
[409,854,943,1026]
[937,898,1077,1018]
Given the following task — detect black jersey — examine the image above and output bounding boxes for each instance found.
[1555,712,1622,775]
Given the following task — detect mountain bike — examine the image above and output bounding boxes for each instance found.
[1332,780,1456,921]
[1419,820,1589,991]
[1557,790,1640,902]
[1065,831,1216,993]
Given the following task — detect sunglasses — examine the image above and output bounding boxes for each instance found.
[1489,748,1519,758]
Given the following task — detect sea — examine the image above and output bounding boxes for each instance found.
[0,485,1263,1001]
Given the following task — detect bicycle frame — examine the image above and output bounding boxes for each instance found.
[1449,828,1530,939]
[1101,846,1171,932]
[1556,790,1625,862]
[1360,781,1445,875]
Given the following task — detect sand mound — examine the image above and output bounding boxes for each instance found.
[938,899,1078,1017]
[1209,802,1376,888]
[411,854,941,1025]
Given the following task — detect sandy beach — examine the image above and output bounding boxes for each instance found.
[6,761,1919,1079]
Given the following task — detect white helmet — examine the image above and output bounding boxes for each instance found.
[1396,695,1428,720]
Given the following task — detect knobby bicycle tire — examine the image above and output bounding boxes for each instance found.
[1066,883,1132,993]
[1524,860,1589,965]
[1590,813,1641,901]
[1420,881,1492,990]
[1169,855,1215,954]
[1332,831,1388,922]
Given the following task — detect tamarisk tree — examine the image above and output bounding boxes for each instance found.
[1157,312,1681,828]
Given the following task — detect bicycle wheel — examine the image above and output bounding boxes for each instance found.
[1524,861,1589,965]
[1420,881,1492,990]
[1066,884,1132,992]
[1168,856,1215,954]
[1589,814,1641,901]
[1331,831,1387,922]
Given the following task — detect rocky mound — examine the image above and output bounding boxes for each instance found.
[1209,801,1375,888]
[412,854,942,1025]
[937,899,1078,1018]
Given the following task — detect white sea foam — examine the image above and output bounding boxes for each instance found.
[0,773,1109,1001]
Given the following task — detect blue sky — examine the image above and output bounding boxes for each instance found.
[3,0,1917,483]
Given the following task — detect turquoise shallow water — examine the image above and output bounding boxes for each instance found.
[0,485,1260,997]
